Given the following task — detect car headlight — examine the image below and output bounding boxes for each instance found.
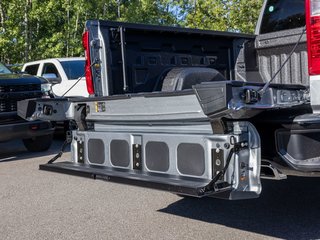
[41,83,52,96]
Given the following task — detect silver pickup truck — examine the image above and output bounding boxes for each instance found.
[19,0,320,200]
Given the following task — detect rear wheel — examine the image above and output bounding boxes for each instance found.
[23,134,53,152]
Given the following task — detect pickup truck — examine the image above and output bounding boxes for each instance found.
[20,0,320,199]
[22,58,87,97]
[0,63,54,152]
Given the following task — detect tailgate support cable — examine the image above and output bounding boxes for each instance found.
[199,140,248,195]
[61,60,97,97]
[47,131,72,164]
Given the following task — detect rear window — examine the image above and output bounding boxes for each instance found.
[260,0,305,34]
[60,60,85,80]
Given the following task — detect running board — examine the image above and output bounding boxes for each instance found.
[39,161,254,199]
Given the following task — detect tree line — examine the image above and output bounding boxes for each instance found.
[0,0,263,64]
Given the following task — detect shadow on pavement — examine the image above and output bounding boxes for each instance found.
[160,177,320,239]
[0,137,69,162]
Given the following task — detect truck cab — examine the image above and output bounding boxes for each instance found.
[22,58,88,97]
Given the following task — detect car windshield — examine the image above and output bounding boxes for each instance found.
[0,63,12,74]
[260,0,305,34]
[60,60,85,80]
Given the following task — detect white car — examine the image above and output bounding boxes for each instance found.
[22,57,88,97]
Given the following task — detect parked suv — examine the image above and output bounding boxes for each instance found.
[0,63,54,151]
[22,57,87,97]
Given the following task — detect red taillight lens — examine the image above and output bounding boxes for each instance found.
[306,0,320,75]
[82,31,94,95]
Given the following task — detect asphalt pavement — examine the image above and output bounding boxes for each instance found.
[0,138,320,240]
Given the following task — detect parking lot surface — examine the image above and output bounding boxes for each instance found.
[0,138,320,240]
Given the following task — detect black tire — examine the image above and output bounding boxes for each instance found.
[22,134,53,152]
[63,121,70,132]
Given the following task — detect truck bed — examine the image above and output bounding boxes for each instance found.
[88,21,308,98]
[87,20,255,96]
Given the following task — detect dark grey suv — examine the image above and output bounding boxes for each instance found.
[0,63,54,152]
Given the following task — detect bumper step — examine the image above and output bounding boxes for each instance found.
[39,161,221,197]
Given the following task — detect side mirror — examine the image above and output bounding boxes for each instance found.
[42,73,61,84]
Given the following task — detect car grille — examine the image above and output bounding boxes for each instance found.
[0,99,17,112]
[0,84,40,93]
[0,84,42,113]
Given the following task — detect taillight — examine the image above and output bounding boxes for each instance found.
[306,0,320,75]
[82,31,94,95]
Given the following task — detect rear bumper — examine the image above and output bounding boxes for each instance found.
[0,120,54,142]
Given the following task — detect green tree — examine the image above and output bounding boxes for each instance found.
[0,0,264,64]
[116,0,182,25]
[185,0,227,31]
[0,0,26,63]
[185,0,263,33]
[229,0,264,33]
